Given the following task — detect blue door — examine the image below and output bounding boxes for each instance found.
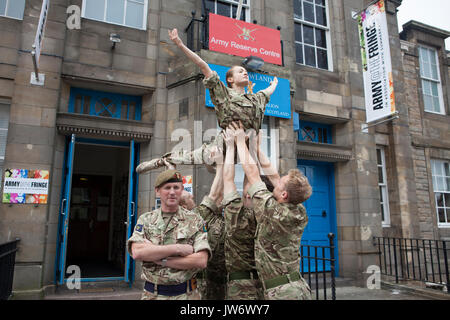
[55,137,139,285]
[298,160,338,274]
[55,134,76,284]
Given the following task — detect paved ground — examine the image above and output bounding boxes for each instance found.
[10,278,448,300]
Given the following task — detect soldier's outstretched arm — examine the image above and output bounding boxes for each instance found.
[230,122,261,186]
[168,28,213,78]
[222,130,237,195]
[260,77,278,97]
[257,131,280,186]
[208,159,224,203]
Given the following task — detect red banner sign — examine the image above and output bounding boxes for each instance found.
[208,13,282,65]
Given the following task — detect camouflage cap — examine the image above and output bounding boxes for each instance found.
[155,169,183,188]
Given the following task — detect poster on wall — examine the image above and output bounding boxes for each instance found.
[357,0,396,123]
[183,175,193,195]
[2,169,49,204]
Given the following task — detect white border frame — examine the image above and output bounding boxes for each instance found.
[431,159,450,228]
[0,0,25,20]
[293,0,333,72]
[418,45,446,115]
[206,0,251,22]
[377,147,391,227]
[81,0,148,31]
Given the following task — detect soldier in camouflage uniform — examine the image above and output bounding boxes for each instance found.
[136,28,278,174]
[221,130,263,300]
[179,163,226,300]
[127,169,211,300]
[229,122,313,300]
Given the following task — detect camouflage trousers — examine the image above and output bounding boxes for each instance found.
[226,279,264,300]
[197,271,227,300]
[165,133,223,166]
[141,288,201,300]
[263,277,312,300]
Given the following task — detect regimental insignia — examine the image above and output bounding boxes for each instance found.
[235,23,257,41]
[202,223,208,233]
[135,224,143,232]
[175,172,181,180]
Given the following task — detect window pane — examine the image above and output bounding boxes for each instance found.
[7,0,25,19]
[438,208,446,223]
[317,48,328,69]
[422,80,431,95]
[294,0,302,20]
[436,193,444,207]
[205,0,215,14]
[303,1,314,23]
[430,82,438,96]
[376,149,382,165]
[445,193,450,206]
[315,0,325,5]
[445,163,450,176]
[315,5,327,26]
[106,0,125,24]
[217,1,230,17]
[125,1,144,29]
[295,43,304,64]
[85,0,106,20]
[304,45,316,67]
[303,25,314,45]
[295,23,302,42]
[231,4,245,20]
[0,0,6,15]
[380,202,385,222]
[378,167,384,184]
[315,29,326,48]
[431,64,438,80]
[433,97,441,113]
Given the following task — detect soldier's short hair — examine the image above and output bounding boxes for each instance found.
[285,169,312,205]
[225,65,241,88]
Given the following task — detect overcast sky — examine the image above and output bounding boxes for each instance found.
[397,0,450,50]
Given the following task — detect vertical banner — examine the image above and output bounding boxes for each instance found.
[358,0,396,123]
[32,0,50,70]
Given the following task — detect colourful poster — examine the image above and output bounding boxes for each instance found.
[3,169,50,204]
[183,175,193,194]
[358,0,396,123]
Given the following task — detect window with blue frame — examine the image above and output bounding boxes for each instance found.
[68,88,142,121]
[293,113,332,144]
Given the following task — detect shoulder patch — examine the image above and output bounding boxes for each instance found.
[202,222,208,233]
[135,224,143,232]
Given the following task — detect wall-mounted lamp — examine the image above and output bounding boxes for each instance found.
[110,33,121,49]
[242,56,264,72]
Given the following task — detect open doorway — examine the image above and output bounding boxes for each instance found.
[65,143,130,279]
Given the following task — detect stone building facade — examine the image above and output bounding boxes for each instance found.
[0,0,448,297]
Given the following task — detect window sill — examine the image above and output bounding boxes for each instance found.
[438,224,450,229]
[81,16,146,31]
[0,15,23,21]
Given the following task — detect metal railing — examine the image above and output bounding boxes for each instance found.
[300,233,336,300]
[186,11,209,52]
[0,239,20,300]
[373,237,450,293]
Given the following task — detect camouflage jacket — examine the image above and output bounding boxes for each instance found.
[192,196,225,257]
[203,71,269,132]
[127,206,211,285]
[222,191,257,273]
[248,181,308,282]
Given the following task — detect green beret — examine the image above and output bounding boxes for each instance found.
[155,169,183,188]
